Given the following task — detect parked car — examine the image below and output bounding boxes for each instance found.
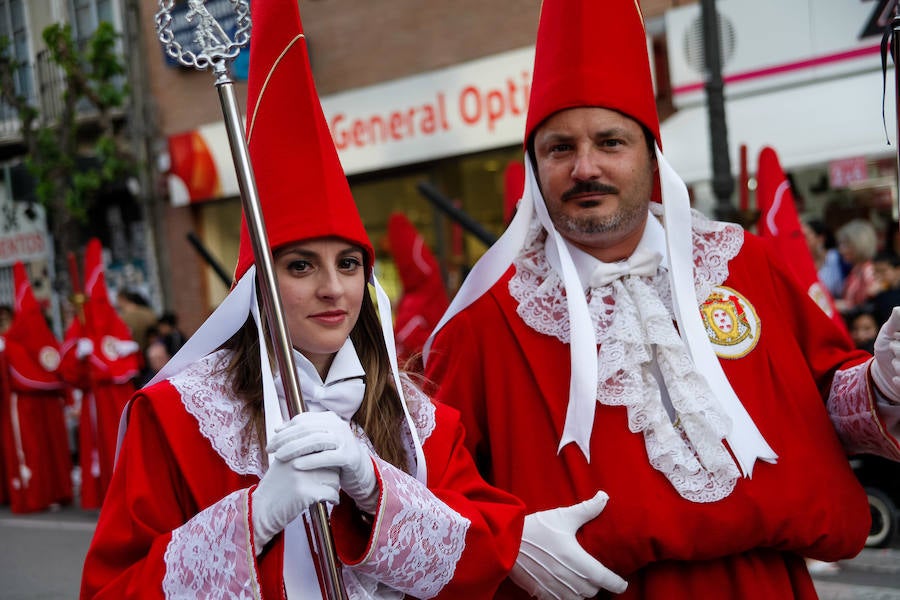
[850,454,900,548]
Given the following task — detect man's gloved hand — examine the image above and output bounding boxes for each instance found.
[872,306,900,403]
[111,339,140,357]
[510,491,628,600]
[251,418,340,556]
[76,338,94,359]
[270,411,378,514]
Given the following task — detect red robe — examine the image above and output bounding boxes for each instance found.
[1,336,73,513]
[59,326,137,510]
[426,229,896,600]
[80,351,523,599]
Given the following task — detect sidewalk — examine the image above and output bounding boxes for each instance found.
[813,548,900,600]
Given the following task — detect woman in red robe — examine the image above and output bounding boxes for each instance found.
[79,0,523,597]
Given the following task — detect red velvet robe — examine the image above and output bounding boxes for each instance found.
[426,231,892,599]
[0,338,73,513]
[59,323,138,509]
[80,353,523,599]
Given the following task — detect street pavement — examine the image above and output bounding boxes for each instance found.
[0,504,898,599]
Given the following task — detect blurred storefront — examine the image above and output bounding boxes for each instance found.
[156,0,900,331]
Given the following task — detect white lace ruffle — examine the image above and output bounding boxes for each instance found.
[163,489,260,599]
[353,458,469,599]
[509,207,744,502]
[170,351,265,477]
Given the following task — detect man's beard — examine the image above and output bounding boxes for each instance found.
[551,197,647,238]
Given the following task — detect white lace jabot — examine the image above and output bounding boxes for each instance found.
[511,206,748,502]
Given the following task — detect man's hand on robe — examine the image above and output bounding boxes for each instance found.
[510,490,627,600]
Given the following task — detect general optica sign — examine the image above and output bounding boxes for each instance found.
[322,46,536,176]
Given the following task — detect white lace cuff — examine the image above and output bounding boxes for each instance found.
[163,489,262,599]
[828,360,900,460]
[347,457,470,599]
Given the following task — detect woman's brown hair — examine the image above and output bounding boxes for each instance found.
[221,266,410,473]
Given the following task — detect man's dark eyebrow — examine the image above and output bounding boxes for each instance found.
[595,127,637,139]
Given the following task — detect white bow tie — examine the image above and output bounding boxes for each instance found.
[275,369,365,421]
[589,248,662,288]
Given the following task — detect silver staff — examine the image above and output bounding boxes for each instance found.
[156,2,348,598]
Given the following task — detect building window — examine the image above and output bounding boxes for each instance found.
[0,0,34,104]
[70,0,115,42]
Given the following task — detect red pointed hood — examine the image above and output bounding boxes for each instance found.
[234,0,373,281]
[82,238,132,343]
[387,213,442,292]
[503,161,525,225]
[756,146,848,336]
[524,0,660,147]
[5,262,61,379]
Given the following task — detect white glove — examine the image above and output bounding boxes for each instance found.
[112,339,140,357]
[76,338,94,359]
[872,306,900,404]
[510,491,628,600]
[251,419,341,555]
[270,411,378,514]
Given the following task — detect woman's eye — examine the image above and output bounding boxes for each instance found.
[287,259,311,273]
[339,257,363,271]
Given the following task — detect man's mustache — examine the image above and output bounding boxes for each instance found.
[561,181,618,201]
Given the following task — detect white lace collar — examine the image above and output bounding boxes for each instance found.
[510,205,754,502]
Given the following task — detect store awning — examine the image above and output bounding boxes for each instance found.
[660,69,897,183]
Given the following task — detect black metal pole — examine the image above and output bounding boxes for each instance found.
[417,181,498,247]
[700,0,738,223]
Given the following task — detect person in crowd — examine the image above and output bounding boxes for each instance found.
[846,305,879,354]
[384,212,450,373]
[423,1,900,598]
[79,1,523,597]
[869,250,900,327]
[0,304,12,335]
[834,218,879,316]
[115,288,158,354]
[155,311,186,357]
[802,219,847,300]
[0,263,73,513]
[59,239,140,510]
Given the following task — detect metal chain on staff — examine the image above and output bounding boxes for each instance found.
[154,2,349,598]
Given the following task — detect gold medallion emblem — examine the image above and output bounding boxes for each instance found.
[700,286,760,359]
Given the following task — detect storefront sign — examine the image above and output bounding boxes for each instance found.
[828,156,869,189]
[0,186,49,267]
[666,0,883,108]
[322,46,535,175]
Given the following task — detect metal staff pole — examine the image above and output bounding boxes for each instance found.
[893,5,900,227]
[155,3,347,598]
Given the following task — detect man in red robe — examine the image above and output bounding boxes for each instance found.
[0,262,73,513]
[59,239,139,508]
[424,1,900,598]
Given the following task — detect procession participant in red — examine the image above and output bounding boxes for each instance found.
[80,0,523,597]
[385,212,449,373]
[424,1,900,598]
[59,239,139,509]
[0,262,73,513]
[756,146,849,337]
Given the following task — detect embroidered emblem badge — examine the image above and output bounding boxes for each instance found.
[101,335,119,361]
[700,286,760,359]
[38,346,60,372]
[807,282,834,318]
